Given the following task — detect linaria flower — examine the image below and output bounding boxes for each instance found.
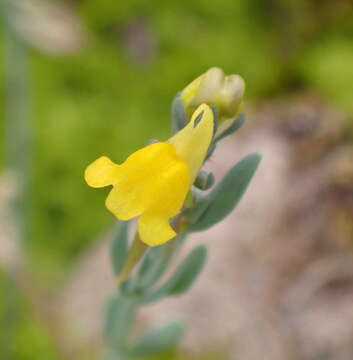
[85,104,214,246]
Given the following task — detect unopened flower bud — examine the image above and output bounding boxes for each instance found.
[181,67,245,122]
[216,74,245,117]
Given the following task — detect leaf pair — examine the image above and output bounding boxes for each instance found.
[187,153,261,231]
[110,222,206,302]
[104,293,183,357]
[141,244,207,304]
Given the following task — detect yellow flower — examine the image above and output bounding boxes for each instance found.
[85,104,214,246]
[181,67,245,134]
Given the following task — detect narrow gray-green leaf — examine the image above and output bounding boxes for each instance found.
[103,294,137,349]
[194,170,215,190]
[137,231,189,291]
[189,153,261,231]
[142,245,207,303]
[171,92,186,133]
[130,320,184,356]
[215,112,246,143]
[185,195,209,224]
[137,244,173,290]
[137,248,154,280]
[167,245,207,294]
[111,221,129,276]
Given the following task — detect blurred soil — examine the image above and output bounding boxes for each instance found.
[2,95,353,360]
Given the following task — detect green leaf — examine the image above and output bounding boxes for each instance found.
[189,153,261,232]
[137,248,153,280]
[185,195,209,224]
[137,231,189,291]
[205,113,245,161]
[171,93,186,133]
[130,321,185,356]
[110,221,130,276]
[194,170,215,190]
[215,112,246,143]
[137,244,173,290]
[142,244,207,303]
[103,294,137,349]
[167,245,207,295]
[117,235,147,285]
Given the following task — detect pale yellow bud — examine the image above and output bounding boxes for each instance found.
[181,67,245,123]
[187,67,224,106]
[216,74,245,117]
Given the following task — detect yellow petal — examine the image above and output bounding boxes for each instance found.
[105,185,145,220]
[137,147,189,245]
[138,213,176,246]
[181,67,224,108]
[84,156,120,188]
[180,68,245,128]
[191,67,224,106]
[147,154,190,217]
[104,142,189,223]
[217,74,245,117]
[168,104,214,183]
[135,146,189,246]
[180,74,203,106]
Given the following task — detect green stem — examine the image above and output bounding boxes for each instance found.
[116,234,147,285]
[106,214,188,359]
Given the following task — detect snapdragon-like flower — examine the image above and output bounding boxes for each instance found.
[181,67,245,133]
[85,104,214,246]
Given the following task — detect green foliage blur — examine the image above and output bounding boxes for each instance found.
[0,271,60,360]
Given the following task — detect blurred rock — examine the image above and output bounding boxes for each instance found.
[119,16,157,66]
[0,171,24,274]
[4,0,86,54]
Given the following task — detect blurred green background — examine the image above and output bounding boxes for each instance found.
[0,0,352,359]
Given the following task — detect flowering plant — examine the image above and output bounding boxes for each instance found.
[85,67,260,359]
